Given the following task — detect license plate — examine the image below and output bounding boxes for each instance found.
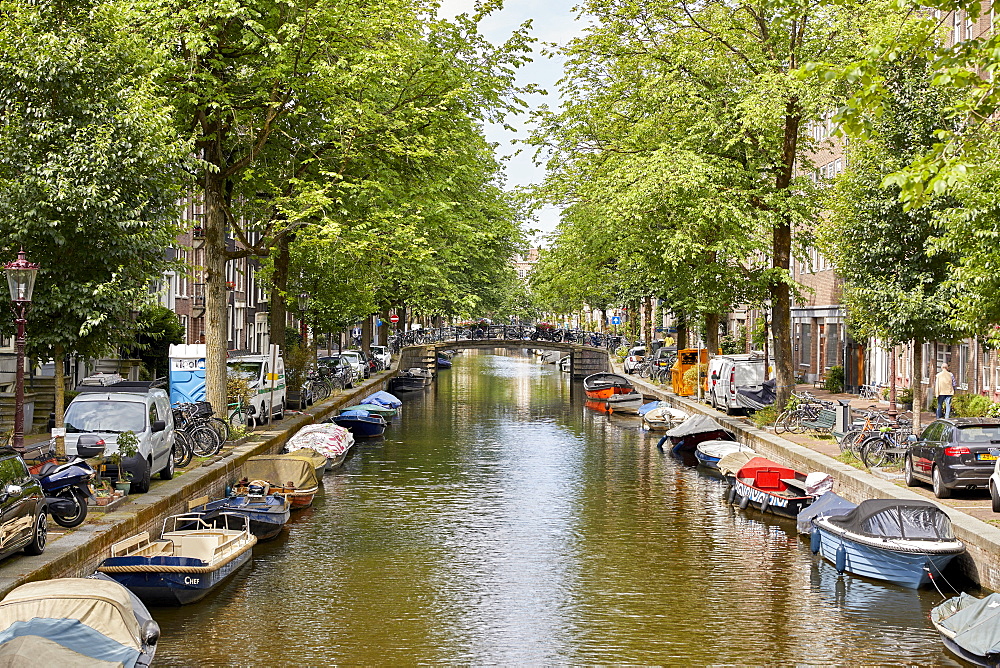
[978,454,998,461]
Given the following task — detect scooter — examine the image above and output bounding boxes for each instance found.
[31,445,98,528]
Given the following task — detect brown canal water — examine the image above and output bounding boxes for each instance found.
[154,350,961,666]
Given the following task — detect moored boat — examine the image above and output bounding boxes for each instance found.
[340,403,397,419]
[236,454,321,509]
[661,414,736,454]
[437,357,453,369]
[603,392,644,414]
[362,391,403,409]
[810,499,965,589]
[932,592,1000,667]
[331,410,387,438]
[722,455,820,519]
[284,422,356,471]
[583,372,634,400]
[189,486,290,541]
[0,575,159,667]
[641,404,688,431]
[97,513,256,605]
[694,440,756,469]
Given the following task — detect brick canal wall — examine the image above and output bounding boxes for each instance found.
[626,369,1000,591]
[0,372,397,598]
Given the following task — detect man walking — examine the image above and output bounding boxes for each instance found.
[935,363,955,419]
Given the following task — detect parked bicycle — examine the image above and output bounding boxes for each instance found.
[172,402,225,458]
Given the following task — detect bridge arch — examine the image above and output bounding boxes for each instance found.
[396,339,612,379]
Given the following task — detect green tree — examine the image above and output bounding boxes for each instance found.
[127,305,186,380]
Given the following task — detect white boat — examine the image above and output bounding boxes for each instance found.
[694,440,756,469]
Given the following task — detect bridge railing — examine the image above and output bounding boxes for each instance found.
[387,327,629,355]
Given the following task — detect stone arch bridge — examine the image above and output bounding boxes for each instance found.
[397,339,611,380]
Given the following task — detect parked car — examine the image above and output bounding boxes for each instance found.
[227,354,287,423]
[0,449,46,558]
[369,345,391,370]
[623,346,646,374]
[341,351,370,380]
[905,418,1000,498]
[707,354,766,414]
[318,356,357,389]
[62,380,176,493]
[650,346,677,370]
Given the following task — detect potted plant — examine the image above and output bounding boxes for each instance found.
[109,430,140,495]
[899,387,914,410]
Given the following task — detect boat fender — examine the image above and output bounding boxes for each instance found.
[656,435,669,450]
[726,485,736,505]
[760,497,770,514]
[739,495,750,510]
[810,528,821,554]
[835,544,847,574]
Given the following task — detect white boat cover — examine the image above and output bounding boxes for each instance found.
[644,406,688,423]
[696,440,755,460]
[285,423,355,457]
[665,414,728,438]
[717,451,756,476]
[0,579,142,667]
[245,455,318,489]
[796,491,857,534]
[805,472,834,496]
[932,592,1000,658]
[0,635,125,667]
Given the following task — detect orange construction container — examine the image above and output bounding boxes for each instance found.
[670,348,713,396]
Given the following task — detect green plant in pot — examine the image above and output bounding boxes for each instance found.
[109,430,140,495]
[898,387,913,410]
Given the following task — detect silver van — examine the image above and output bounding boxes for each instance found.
[707,354,766,414]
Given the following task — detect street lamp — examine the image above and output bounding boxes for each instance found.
[4,250,39,452]
[298,292,310,347]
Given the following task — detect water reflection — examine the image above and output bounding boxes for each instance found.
[153,350,956,666]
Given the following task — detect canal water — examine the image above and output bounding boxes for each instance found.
[155,350,960,666]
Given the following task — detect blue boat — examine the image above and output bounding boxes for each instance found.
[437,357,452,369]
[810,498,965,588]
[331,410,387,438]
[694,440,755,469]
[189,484,290,541]
[98,513,256,605]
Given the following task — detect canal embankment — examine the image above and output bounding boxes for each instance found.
[0,369,398,598]
[620,366,1000,591]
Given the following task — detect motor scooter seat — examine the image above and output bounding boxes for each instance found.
[38,462,58,477]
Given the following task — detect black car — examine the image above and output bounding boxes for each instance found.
[0,449,47,558]
[904,418,1000,498]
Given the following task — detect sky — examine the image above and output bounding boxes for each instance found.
[437,1,586,243]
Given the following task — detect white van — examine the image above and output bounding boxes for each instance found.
[227,353,286,422]
[707,354,766,414]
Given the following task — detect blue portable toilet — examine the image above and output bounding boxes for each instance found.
[169,344,207,406]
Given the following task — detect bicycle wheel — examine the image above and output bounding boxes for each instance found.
[188,424,223,457]
[172,431,194,468]
[207,416,231,443]
[839,429,862,454]
[788,408,808,434]
[860,435,889,468]
[229,405,249,429]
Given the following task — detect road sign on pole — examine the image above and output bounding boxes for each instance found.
[390,314,400,324]
[611,316,622,325]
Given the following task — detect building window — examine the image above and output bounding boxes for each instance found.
[983,351,992,391]
[922,343,932,382]
[958,343,969,389]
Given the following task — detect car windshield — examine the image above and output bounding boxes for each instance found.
[228,362,261,377]
[65,401,146,434]
[631,348,645,356]
[956,426,1000,444]
[342,353,360,363]
[370,347,386,354]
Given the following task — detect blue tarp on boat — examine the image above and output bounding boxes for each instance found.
[933,592,1000,659]
[638,401,663,416]
[341,410,370,418]
[796,491,856,534]
[363,391,402,408]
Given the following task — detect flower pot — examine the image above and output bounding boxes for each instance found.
[114,481,131,495]
[95,496,110,506]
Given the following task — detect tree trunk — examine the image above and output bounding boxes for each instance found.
[771,100,800,410]
[912,339,923,433]
[53,343,65,457]
[642,296,653,350]
[269,234,290,358]
[705,313,720,354]
[362,315,373,353]
[676,313,687,350]
[889,342,898,414]
[599,308,607,332]
[204,173,229,419]
[380,308,391,345]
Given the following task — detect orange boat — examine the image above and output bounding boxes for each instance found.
[583,373,634,400]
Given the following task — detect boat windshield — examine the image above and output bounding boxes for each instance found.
[64,401,146,434]
[957,426,1000,444]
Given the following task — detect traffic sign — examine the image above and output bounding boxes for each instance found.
[390,314,400,324]
[610,316,622,325]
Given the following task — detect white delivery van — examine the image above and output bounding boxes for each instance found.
[227,347,286,423]
[707,354,766,414]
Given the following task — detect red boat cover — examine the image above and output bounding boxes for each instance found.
[737,457,800,492]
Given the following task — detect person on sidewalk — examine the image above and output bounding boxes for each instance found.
[935,363,955,419]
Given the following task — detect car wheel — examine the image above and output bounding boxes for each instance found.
[160,449,175,480]
[275,400,285,420]
[24,511,46,556]
[932,466,952,499]
[131,457,152,494]
[992,482,1000,513]
[903,455,919,487]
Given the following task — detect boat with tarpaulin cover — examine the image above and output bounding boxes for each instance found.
[722,455,826,519]
[98,513,256,605]
[285,422,356,470]
[330,410,387,438]
[339,403,397,419]
[810,498,965,588]
[0,575,159,667]
[659,414,737,454]
[932,592,1000,667]
[694,440,756,470]
[583,373,635,400]
[235,454,321,509]
[362,391,403,409]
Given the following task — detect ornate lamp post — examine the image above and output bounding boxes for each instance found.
[297,292,310,348]
[4,250,39,452]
